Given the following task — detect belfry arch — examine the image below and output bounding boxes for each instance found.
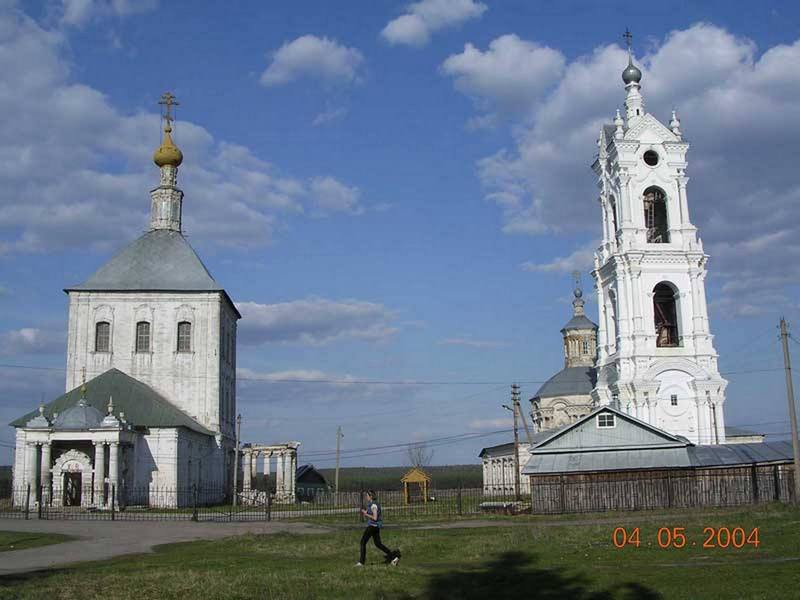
[643,186,669,243]
[653,282,679,347]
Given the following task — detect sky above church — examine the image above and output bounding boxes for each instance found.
[1,0,800,467]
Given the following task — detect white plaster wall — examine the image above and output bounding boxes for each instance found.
[65,291,238,440]
[481,445,532,496]
[135,428,179,490]
[11,429,26,494]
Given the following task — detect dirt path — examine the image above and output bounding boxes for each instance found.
[0,519,331,575]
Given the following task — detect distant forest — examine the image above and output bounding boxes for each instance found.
[315,464,482,492]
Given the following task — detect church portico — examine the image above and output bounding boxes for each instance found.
[14,397,137,509]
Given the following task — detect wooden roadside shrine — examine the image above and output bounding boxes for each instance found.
[401,467,431,504]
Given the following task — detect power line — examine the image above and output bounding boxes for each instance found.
[0,362,786,386]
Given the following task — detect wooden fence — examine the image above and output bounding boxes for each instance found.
[530,464,795,514]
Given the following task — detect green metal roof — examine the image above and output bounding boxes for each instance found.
[10,368,214,435]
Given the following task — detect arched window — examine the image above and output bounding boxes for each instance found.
[653,283,679,347]
[95,322,110,352]
[135,321,151,353]
[643,187,669,243]
[609,196,618,234]
[177,321,192,352]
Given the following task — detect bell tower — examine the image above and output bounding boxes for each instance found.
[590,31,727,444]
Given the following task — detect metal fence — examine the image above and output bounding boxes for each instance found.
[0,483,523,522]
[1,465,795,521]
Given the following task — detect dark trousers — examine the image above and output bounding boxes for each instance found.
[360,525,391,563]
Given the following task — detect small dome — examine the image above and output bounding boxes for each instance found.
[53,398,103,430]
[622,58,642,85]
[153,125,183,168]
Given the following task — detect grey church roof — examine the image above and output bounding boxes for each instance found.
[67,229,219,292]
[533,366,596,399]
[562,314,598,331]
[53,399,104,430]
[65,229,241,318]
[10,368,213,435]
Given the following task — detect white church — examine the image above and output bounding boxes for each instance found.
[481,41,760,495]
[10,95,240,508]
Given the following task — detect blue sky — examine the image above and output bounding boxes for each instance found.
[1,0,800,467]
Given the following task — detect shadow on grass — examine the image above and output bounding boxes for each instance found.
[383,550,661,600]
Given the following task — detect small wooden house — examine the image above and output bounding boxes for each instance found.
[296,464,328,502]
[401,467,431,504]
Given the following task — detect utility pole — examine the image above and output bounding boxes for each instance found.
[335,426,343,495]
[779,318,800,503]
[232,414,241,507]
[503,384,522,501]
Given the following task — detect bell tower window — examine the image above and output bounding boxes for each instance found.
[653,283,679,347]
[177,321,192,352]
[643,187,669,243]
[95,322,110,352]
[135,321,151,353]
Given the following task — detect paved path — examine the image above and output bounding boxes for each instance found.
[0,519,331,575]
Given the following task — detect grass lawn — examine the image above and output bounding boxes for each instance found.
[0,531,74,553]
[0,504,798,599]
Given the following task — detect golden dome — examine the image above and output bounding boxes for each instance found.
[153,124,183,168]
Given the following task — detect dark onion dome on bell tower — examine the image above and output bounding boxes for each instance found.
[622,55,642,85]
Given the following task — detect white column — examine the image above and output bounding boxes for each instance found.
[482,460,488,494]
[264,452,271,480]
[40,442,51,503]
[94,442,106,507]
[283,452,291,499]
[290,452,296,500]
[25,443,38,495]
[243,450,252,492]
[251,451,259,479]
[108,442,119,501]
[696,398,708,445]
[275,453,284,497]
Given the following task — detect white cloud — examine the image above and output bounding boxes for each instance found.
[521,242,597,274]
[438,337,505,349]
[237,367,357,385]
[260,35,364,87]
[469,417,512,430]
[312,106,348,126]
[0,8,363,255]
[441,35,565,114]
[0,327,65,356]
[309,176,363,215]
[238,298,398,346]
[460,24,800,315]
[58,0,158,26]
[382,0,486,47]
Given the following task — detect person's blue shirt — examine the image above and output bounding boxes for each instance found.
[367,500,382,527]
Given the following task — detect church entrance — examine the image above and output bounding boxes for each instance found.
[64,472,82,507]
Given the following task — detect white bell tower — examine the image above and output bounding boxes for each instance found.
[590,32,727,444]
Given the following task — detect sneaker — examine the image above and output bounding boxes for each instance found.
[355,562,364,567]
[390,556,399,566]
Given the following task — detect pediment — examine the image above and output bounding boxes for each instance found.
[624,114,678,144]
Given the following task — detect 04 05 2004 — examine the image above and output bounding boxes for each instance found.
[612,526,760,549]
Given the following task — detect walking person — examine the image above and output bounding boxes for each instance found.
[356,490,400,567]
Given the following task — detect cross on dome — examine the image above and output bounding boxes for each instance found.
[153,91,183,168]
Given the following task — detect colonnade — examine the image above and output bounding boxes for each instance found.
[241,443,299,503]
